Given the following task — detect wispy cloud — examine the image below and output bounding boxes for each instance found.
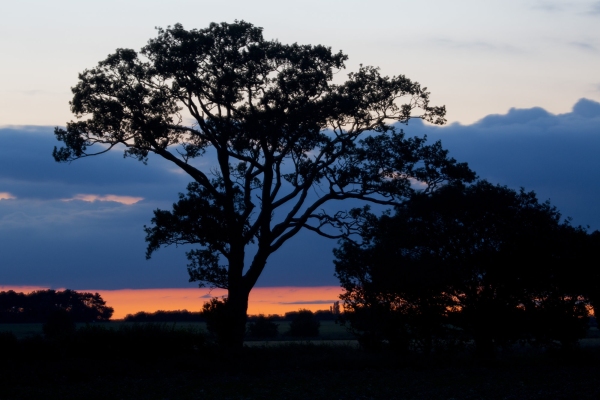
[532,2,564,12]
[432,38,522,54]
[278,299,338,305]
[0,192,16,200]
[13,89,70,97]
[62,194,143,205]
[569,41,598,51]
[589,1,600,15]
[533,1,600,16]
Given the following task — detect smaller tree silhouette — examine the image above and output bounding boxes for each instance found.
[0,289,113,323]
[335,181,593,356]
[247,314,279,339]
[286,309,320,337]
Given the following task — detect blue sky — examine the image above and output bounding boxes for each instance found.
[0,1,599,290]
[1,98,600,289]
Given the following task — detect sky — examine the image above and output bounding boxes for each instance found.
[1,0,599,126]
[1,1,599,313]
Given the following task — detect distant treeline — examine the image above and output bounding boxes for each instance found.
[123,307,341,323]
[124,310,205,322]
[0,289,113,323]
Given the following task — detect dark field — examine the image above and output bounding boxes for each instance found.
[0,320,355,341]
[2,323,600,399]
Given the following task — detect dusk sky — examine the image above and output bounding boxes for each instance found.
[1,1,599,315]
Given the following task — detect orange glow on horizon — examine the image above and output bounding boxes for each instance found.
[0,285,343,319]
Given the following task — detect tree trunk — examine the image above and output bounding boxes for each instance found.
[223,284,250,349]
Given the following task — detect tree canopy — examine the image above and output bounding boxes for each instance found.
[335,181,593,355]
[0,289,113,323]
[54,21,474,347]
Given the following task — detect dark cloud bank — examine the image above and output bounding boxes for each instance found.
[1,98,599,290]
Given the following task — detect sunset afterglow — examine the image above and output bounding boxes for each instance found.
[0,286,343,319]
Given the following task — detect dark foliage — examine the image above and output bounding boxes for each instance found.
[335,181,594,355]
[0,289,113,323]
[246,314,279,339]
[284,308,340,322]
[201,297,238,345]
[247,313,283,321]
[286,309,320,337]
[54,20,475,348]
[124,309,205,322]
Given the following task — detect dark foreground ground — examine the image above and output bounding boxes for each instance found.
[2,345,600,399]
[2,324,600,399]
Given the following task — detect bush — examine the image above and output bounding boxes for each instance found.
[201,297,234,345]
[247,315,279,339]
[286,309,320,337]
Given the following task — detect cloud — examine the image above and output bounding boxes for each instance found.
[569,41,598,51]
[432,38,521,54]
[589,1,600,15]
[278,299,339,305]
[13,90,70,97]
[0,192,16,200]
[403,98,600,232]
[0,127,191,202]
[532,2,564,12]
[63,194,144,205]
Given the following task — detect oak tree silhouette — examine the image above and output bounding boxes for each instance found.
[54,21,474,348]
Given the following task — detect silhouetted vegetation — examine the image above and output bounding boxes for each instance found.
[246,314,279,339]
[54,20,475,348]
[124,309,205,322]
[201,297,235,345]
[285,309,321,337]
[0,289,113,323]
[335,181,597,358]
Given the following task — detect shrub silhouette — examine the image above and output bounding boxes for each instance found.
[247,315,279,339]
[286,310,320,337]
[202,297,241,345]
[42,308,76,339]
